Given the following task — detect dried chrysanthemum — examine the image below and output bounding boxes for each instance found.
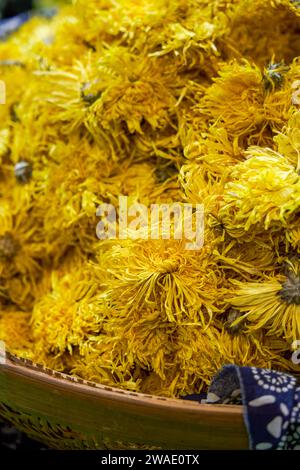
[263,61,290,92]
[69,302,178,393]
[0,309,34,359]
[0,0,300,397]
[0,200,43,267]
[163,325,285,397]
[31,260,99,361]
[199,59,294,147]
[228,270,300,342]
[179,160,228,219]
[0,128,10,163]
[219,147,300,239]
[0,193,50,309]
[14,160,33,184]
[224,308,245,335]
[93,237,226,325]
[226,0,300,65]
[198,61,266,142]
[0,232,20,261]
[275,110,300,171]
[286,221,300,251]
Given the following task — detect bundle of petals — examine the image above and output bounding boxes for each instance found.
[0,0,300,397]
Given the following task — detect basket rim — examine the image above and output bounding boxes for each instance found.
[2,353,243,415]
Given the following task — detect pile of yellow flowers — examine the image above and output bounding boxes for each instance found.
[0,0,300,397]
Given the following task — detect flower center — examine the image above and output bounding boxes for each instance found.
[279,273,300,305]
[14,160,32,184]
[0,233,20,260]
[157,258,179,274]
[225,308,244,335]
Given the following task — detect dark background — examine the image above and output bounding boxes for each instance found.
[0,0,33,18]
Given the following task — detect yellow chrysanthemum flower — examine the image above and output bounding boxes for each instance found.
[0,309,34,359]
[219,147,300,239]
[0,0,300,397]
[229,270,300,342]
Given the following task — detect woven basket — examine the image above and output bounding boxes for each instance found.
[0,353,248,449]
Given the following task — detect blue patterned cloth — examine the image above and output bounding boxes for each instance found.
[185,365,300,450]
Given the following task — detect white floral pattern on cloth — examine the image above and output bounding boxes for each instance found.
[246,367,300,449]
[251,368,296,394]
[194,365,300,450]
